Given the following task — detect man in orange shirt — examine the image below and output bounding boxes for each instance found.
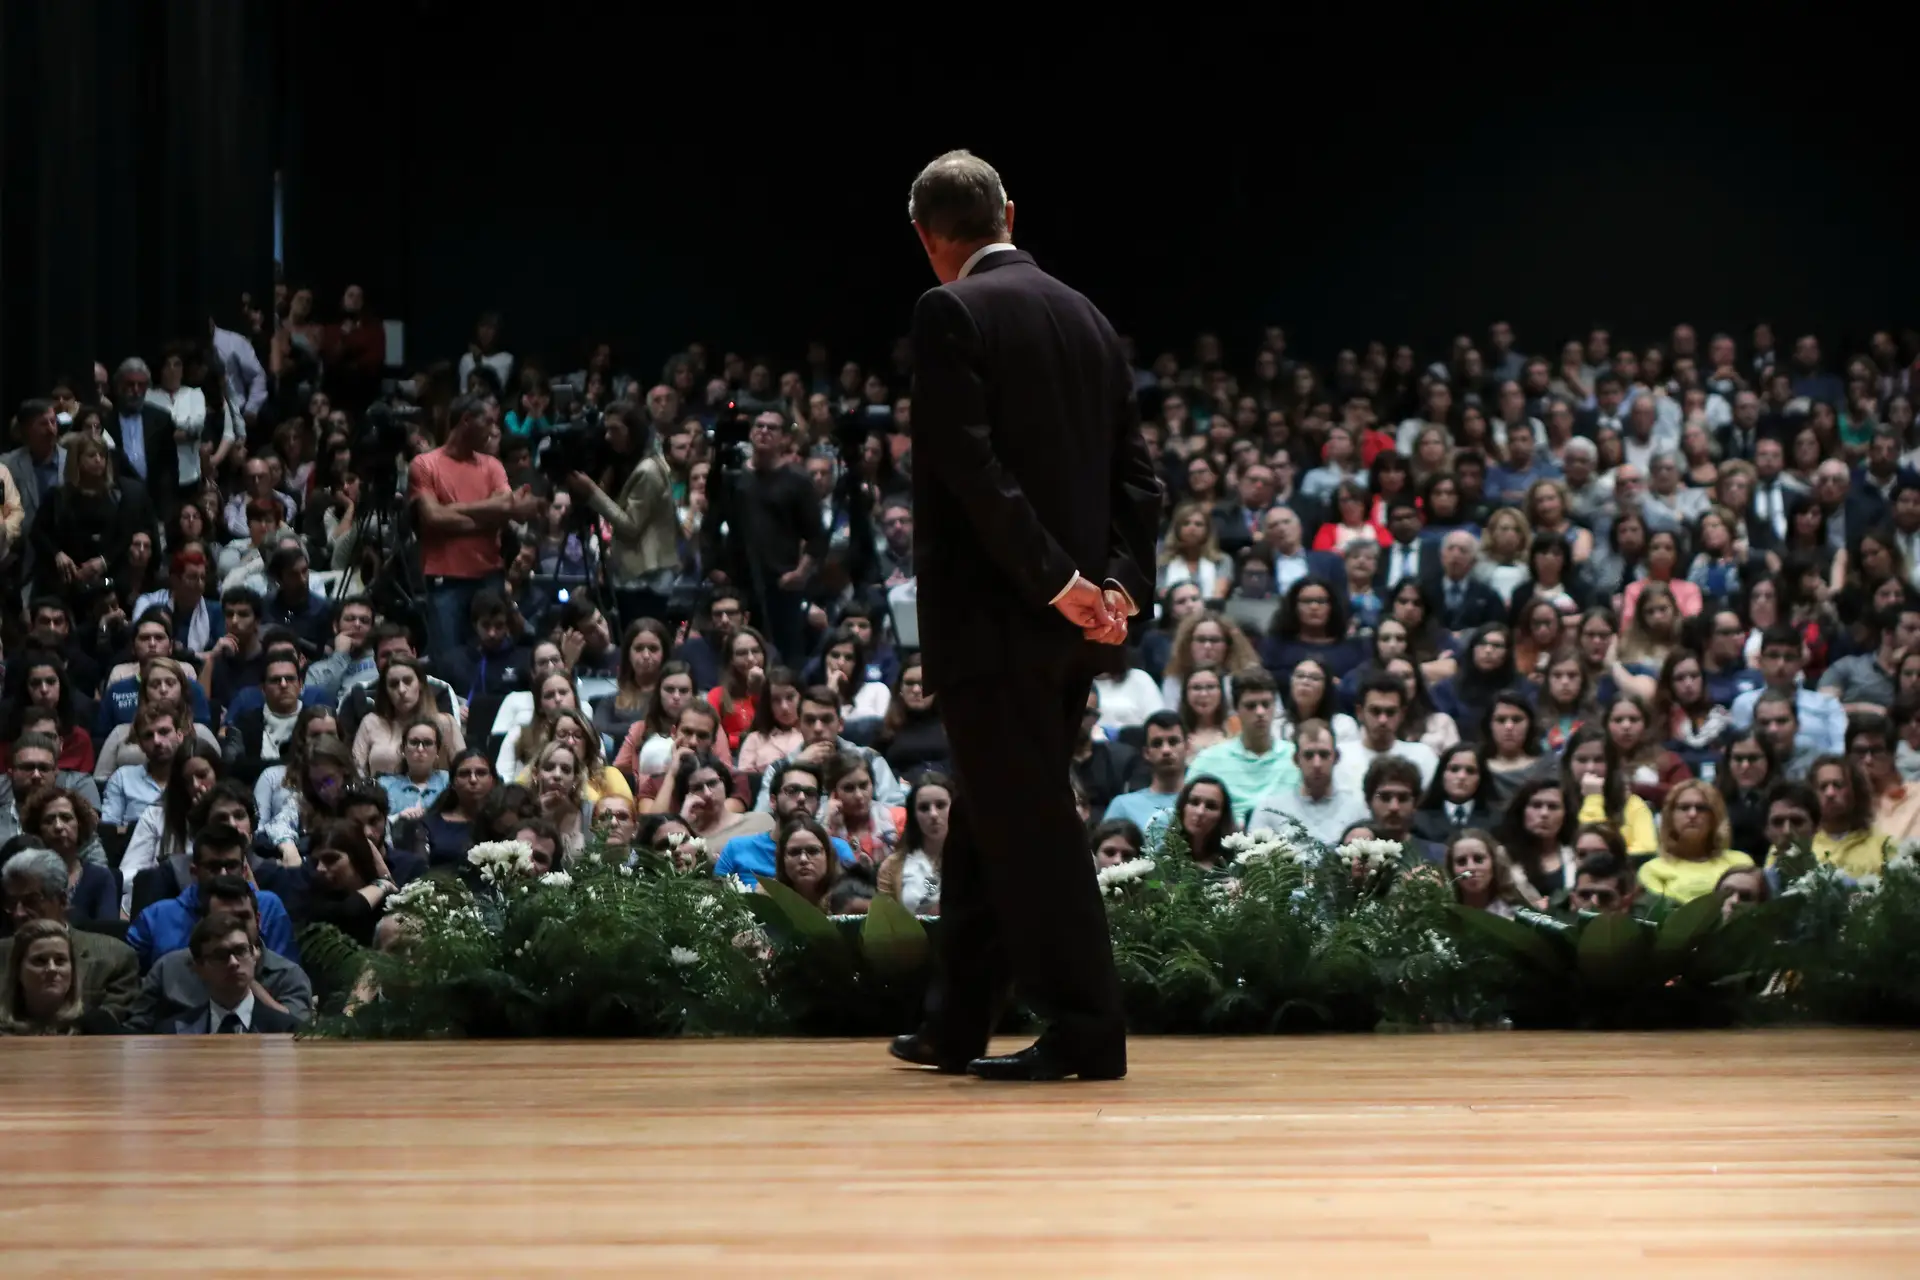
[407,392,543,653]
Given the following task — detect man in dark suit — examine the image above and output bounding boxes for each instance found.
[159,916,304,1034]
[110,358,182,520]
[1420,529,1505,635]
[891,151,1161,1082]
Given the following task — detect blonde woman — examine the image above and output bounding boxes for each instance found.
[0,919,121,1036]
[1637,779,1754,904]
[1157,501,1233,600]
[1474,507,1533,604]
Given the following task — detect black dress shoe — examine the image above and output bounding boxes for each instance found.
[888,1033,969,1074]
[966,1040,1126,1082]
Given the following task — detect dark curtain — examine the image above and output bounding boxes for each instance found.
[0,0,277,412]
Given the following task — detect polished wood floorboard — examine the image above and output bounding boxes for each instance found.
[3,1030,1918,1278]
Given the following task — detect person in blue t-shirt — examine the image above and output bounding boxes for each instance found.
[1101,711,1185,834]
[712,759,853,886]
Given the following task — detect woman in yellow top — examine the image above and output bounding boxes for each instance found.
[1638,779,1754,903]
[1560,725,1657,856]
[1782,755,1890,880]
[514,707,633,805]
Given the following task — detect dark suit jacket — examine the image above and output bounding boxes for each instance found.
[1411,803,1500,846]
[114,404,182,512]
[161,1000,304,1035]
[1375,538,1433,593]
[909,249,1162,686]
[1419,565,1506,633]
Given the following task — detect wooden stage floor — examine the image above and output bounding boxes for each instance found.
[4,1029,1918,1278]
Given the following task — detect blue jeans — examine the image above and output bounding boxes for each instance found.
[424,574,502,655]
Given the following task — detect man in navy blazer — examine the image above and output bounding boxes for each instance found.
[160,916,303,1035]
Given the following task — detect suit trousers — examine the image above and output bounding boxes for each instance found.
[923,651,1125,1069]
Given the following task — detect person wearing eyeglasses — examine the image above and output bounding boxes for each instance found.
[1845,713,1920,841]
[711,760,852,887]
[1637,780,1756,905]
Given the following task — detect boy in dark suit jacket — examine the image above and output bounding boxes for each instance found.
[160,916,302,1034]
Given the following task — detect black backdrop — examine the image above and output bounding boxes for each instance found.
[0,0,278,410]
[5,5,1913,410]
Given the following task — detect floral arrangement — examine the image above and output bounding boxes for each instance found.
[310,840,776,1039]
[305,827,1920,1040]
[1100,816,1502,1033]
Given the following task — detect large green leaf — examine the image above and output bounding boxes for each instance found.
[757,878,846,948]
[1651,890,1724,960]
[860,892,929,978]
[1577,911,1656,988]
[1448,904,1570,973]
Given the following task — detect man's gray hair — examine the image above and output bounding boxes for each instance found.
[908,150,1008,242]
[1,848,69,904]
[116,357,151,381]
[1562,437,1598,461]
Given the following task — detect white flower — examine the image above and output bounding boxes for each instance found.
[386,880,438,911]
[586,852,601,864]
[539,871,573,888]
[1854,874,1882,894]
[514,945,525,957]
[669,946,700,967]
[1220,832,1254,852]
[618,865,634,877]
[727,874,756,895]
[694,896,721,917]
[1096,858,1156,892]
[1336,838,1402,867]
[468,840,536,883]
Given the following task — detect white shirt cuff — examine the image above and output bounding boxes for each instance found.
[1050,571,1089,606]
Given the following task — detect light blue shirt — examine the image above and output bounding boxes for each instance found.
[1101,788,1177,833]
[102,764,166,828]
[118,410,149,479]
[380,772,449,816]
[1728,683,1847,757]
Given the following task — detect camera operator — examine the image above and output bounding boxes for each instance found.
[563,406,680,621]
[704,411,825,664]
[407,392,543,654]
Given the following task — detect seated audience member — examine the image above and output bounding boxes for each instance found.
[126,873,313,1031]
[303,817,400,948]
[128,826,300,971]
[1,651,97,774]
[0,847,139,1021]
[413,750,495,869]
[877,772,950,914]
[1785,754,1890,880]
[748,688,905,815]
[0,918,124,1036]
[1332,675,1441,793]
[96,611,215,735]
[1090,819,1145,867]
[220,650,309,786]
[1361,756,1438,861]
[1248,718,1368,847]
[714,762,854,887]
[1845,713,1920,841]
[1186,669,1299,824]
[1637,779,1755,904]
[1445,827,1527,918]
[117,739,223,915]
[1102,711,1187,835]
[1729,624,1846,756]
[1070,685,1145,815]
[299,595,380,702]
[158,915,304,1035]
[768,815,842,911]
[1160,774,1235,873]
[0,729,102,847]
[591,793,640,862]
[200,587,269,711]
[1411,744,1499,844]
[1568,848,1639,915]
[16,787,118,923]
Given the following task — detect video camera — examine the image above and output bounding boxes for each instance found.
[709,402,754,468]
